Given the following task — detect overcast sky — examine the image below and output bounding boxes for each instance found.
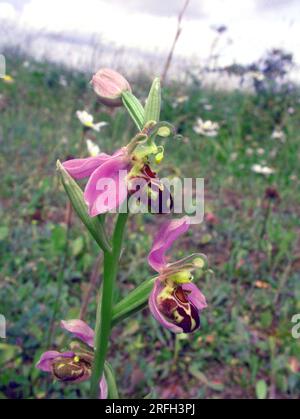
[0,0,299,73]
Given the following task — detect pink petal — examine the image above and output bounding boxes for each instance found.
[182,283,207,311]
[148,217,190,272]
[149,280,183,334]
[99,376,108,399]
[84,155,130,216]
[61,320,95,348]
[36,351,74,372]
[62,154,112,180]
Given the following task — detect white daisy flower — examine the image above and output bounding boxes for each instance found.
[193,118,219,137]
[86,139,101,157]
[76,110,108,132]
[251,164,275,175]
[271,129,285,140]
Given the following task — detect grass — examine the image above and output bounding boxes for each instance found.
[0,53,300,399]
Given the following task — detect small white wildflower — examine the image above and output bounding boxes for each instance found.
[257,148,265,156]
[230,152,238,161]
[76,110,108,132]
[204,104,213,111]
[172,95,188,108]
[288,107,295,115]
[193,118,219,137]
[176,95,189,104]
[246,148,254,156]
[251,164,275,175]
[271,129,285,140]
[86,139,101,157]
[2,74,14,84]
[250,71,265,81]
[59,76,68,87]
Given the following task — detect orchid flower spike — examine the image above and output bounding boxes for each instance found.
[36,320,107,399]
[148,217,207,334]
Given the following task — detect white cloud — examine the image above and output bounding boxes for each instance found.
[0,1,17,19]
[202,0,256,20]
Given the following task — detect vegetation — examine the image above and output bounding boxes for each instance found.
[0,53,299,399]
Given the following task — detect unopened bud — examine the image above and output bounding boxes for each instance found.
[91,68,131,107]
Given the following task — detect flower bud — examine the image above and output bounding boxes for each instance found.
[91,68,131,107]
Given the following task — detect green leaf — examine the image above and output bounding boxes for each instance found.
[112,277,156,326]
[71,236,85,257]
[0,226,9,241]
[144,78,161,125]
[104,362,119,399]
[256,380,268,399]
[0,343,21,364]
[122,91,145,130]
[260,311,273,328]
[144,390,155,399]
[189,366,224,392]
[57,161,111,253]
[51,224,67,252]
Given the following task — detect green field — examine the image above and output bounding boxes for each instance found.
[0,53,300,399]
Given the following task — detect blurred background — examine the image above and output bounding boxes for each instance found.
[0,0,300,399]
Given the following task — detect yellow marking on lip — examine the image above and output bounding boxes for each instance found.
[74,356,80,363]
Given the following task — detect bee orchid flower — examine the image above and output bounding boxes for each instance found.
[148,217,207,334]
[62,133,172,216]
[63,146,132,216]
[36,320,107,399]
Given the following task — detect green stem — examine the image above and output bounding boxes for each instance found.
[260,199,272,242]
[90,212,128,399]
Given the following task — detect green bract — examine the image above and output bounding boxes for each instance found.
[57,161,111,253]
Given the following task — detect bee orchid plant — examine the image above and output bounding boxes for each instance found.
[37,69,210,399]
